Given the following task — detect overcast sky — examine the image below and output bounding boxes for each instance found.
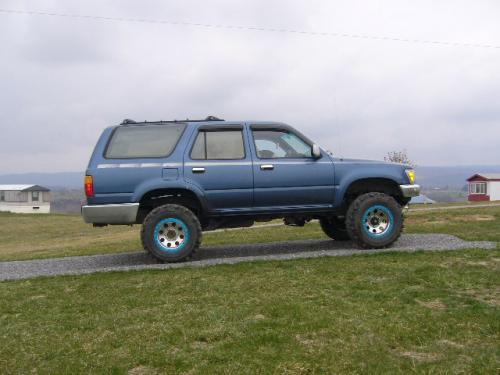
[1,0,499,173]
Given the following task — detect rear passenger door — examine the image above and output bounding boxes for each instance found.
[184,125,253,213]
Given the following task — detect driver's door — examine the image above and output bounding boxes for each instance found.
[249,125,335,211]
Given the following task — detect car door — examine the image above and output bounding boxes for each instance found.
[184,125,253,213]
[250,124,335,210]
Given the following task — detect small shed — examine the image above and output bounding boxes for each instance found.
[466,173,500,202]
[0,185,51,213]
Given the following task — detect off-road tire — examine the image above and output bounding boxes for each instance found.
[345,192,403,249]
[319,217,351,241]
[141,204,202,262]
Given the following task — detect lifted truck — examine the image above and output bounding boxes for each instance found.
[82,117,419,262]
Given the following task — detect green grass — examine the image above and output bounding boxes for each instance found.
[410,200,500,209]
[1,249,498,373]
[406,206,500,243]
[1,205,500,261]
[1,206,499,373]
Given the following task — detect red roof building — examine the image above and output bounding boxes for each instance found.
[466,173,500,202]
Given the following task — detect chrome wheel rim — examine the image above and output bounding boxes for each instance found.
[154,218,189,252]
[362,205,393,237]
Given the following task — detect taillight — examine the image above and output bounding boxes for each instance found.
[84,175,94,197]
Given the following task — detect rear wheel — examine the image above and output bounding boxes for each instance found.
[141,204,202,262]
[345,192,403,249]
[319,217,351,241]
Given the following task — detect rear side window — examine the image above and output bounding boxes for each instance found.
[190,130,245,160]
[105,124,186,158]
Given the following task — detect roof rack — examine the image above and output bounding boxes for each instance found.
[121,119,137,125]
[120,116,224,125]
[204,116,224,121]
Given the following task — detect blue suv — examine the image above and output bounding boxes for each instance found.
[82,117,420,262]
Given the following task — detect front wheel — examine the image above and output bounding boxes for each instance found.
[345,192,403,249]
[141,204,202,262]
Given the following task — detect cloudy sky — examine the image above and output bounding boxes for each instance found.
[1,0,499,173]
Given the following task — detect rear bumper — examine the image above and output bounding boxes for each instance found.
[399,184,421,198]
[81,203,139,224]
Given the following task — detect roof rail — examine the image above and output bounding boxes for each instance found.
[119,116,224,126]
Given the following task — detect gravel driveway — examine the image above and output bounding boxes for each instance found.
[0,234,496,281]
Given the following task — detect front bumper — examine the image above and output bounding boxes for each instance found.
[81,203,139,224]
[399,184,421,198]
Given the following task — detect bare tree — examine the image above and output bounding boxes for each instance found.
[384,150,415,167]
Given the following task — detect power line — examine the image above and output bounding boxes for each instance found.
[1,8,499,50]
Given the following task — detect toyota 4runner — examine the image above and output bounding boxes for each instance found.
[82,117,420,262]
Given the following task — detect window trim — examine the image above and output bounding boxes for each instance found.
[251,127,315,160]
[469,182,487,195]
[189,129,247,161]
[32,191,39,202]
[103,123,187,160]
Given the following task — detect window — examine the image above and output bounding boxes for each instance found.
[252,129,312,159]
[190,130,245,160]
[0,191,4,201]
[105,124,186,159]
[32,191,39,202]
[470,182,487,194]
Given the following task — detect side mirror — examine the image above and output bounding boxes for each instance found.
[312,144,321,159]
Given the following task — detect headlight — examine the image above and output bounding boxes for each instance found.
[405,169,416,184]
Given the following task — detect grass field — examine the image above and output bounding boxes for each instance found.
[1,249,498,373]
[0,205,499,373]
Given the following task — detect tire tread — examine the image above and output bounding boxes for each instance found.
[345,192,404,249]
[141,204,202,262]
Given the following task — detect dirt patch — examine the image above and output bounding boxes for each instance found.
[400,350,441,362]
[295,332,329,351]
[438,340,464,349]
[128,366,159,375]
[466,261,491,267]
[406,214,495,225]
[252,313,266,321]
[453,214,495,222]
[461,288,500,307]
[416,299,447,310]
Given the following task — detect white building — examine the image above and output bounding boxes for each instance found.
[467,173,500,202]
[0,185,51,213]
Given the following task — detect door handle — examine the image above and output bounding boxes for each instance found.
[192,167,205,173]
[260,164,274,171]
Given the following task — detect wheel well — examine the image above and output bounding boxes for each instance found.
[137,189,203,223]
[343,178,407,208]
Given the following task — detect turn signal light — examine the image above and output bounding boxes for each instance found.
[405,169,416,185]
[84,175,94,197]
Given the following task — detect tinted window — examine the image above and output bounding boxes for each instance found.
[190,131,206,160]
[253,130,312,158]
[105,124,186,158]
[191,130,245,160]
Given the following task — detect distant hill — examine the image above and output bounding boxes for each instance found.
[1,165,499,191]
[415,165,500,189]
[0,172,84,189]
